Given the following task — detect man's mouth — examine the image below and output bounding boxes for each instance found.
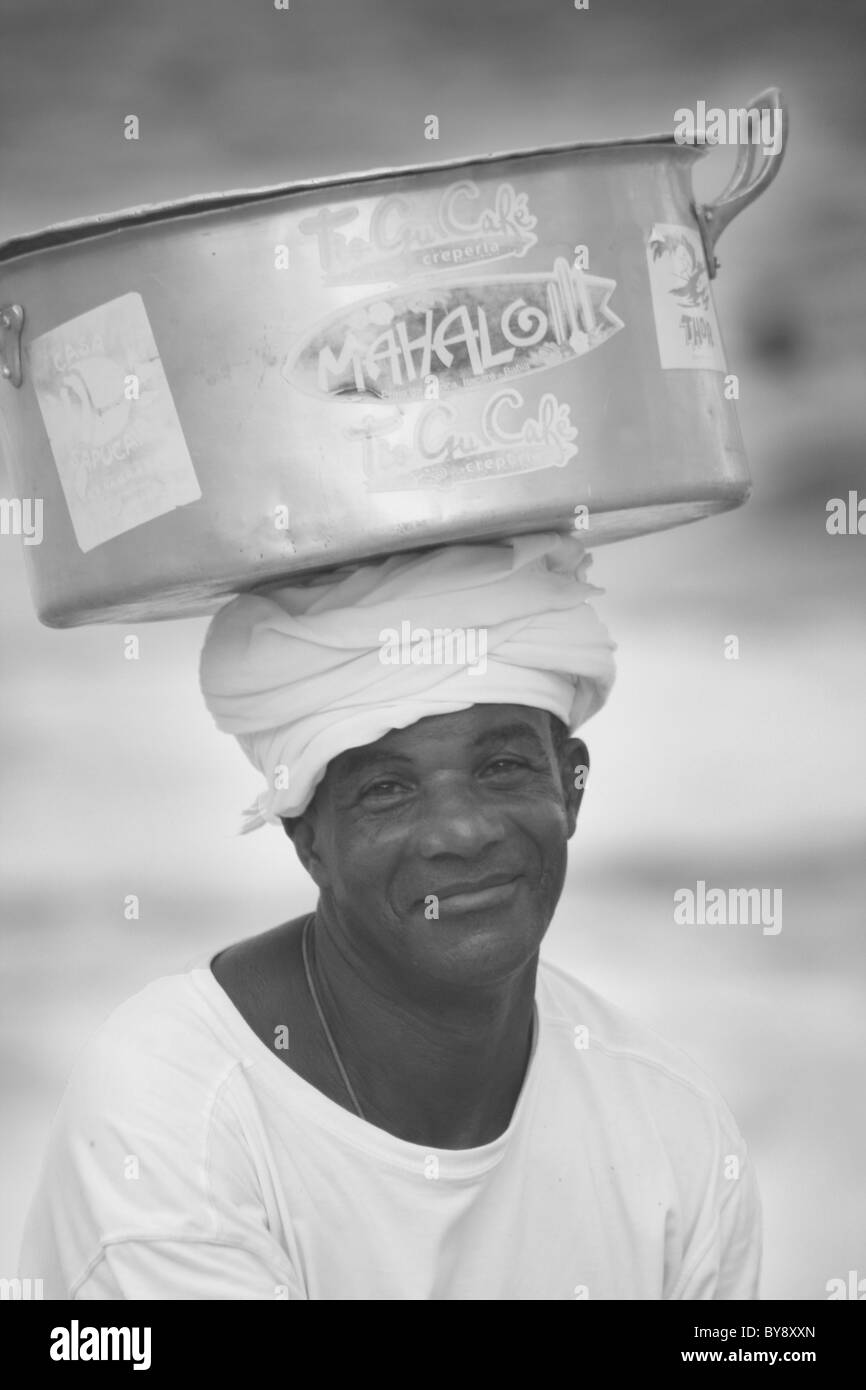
[428,873,522,913]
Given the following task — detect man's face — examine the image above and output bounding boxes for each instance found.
[290,704,588,989]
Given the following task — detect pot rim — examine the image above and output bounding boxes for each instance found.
[0,128,698,265]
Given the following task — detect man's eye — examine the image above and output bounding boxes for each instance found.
[484,758,526,774]
[362,780,406,799]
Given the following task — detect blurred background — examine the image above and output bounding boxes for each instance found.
[1,0,864,1300]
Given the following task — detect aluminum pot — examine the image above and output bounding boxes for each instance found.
[0,87,786,627]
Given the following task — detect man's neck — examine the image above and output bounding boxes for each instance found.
[309,910,538,1149]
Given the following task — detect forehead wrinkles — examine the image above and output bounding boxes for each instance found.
[330,716,554,795]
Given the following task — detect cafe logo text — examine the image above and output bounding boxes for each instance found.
[285,257,624,404]
[348,387,578,492]
[298,180,538,285]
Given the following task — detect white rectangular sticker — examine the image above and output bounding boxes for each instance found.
[646,224,726,371]
[28,292,201,552]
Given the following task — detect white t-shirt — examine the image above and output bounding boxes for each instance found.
[19,954,762,1300]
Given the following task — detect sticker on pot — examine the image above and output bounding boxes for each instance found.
[298,180,538,286]
[28,292,201,553]
[646,224,726,371]
[345,388,578,492]
[285,256,624,404]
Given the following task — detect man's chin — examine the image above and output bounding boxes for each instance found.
[399,882,551,977]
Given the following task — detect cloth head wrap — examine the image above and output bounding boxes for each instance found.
[199,531,616,832]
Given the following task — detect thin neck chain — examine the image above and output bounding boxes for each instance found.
[301,914,367,1122]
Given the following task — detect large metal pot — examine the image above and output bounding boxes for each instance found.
[0,87,786,627]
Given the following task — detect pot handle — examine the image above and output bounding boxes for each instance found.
[0,304,25,387]
[694,86,787,278]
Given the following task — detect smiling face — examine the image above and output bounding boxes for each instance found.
[286,704,588,991]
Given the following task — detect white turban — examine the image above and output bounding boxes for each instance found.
[199,532,616,832]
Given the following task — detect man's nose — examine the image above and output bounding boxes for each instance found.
[414,777,508,859]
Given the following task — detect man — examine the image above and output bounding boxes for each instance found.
[19,533,761,1299]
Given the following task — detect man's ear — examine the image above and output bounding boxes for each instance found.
[560,736,590,839]
[281,806,330,890]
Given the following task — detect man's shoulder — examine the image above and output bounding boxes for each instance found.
[23,967,279,1291]
[59,967,244,1129]
[81,967,220,1051]
[536,955,743,1138]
